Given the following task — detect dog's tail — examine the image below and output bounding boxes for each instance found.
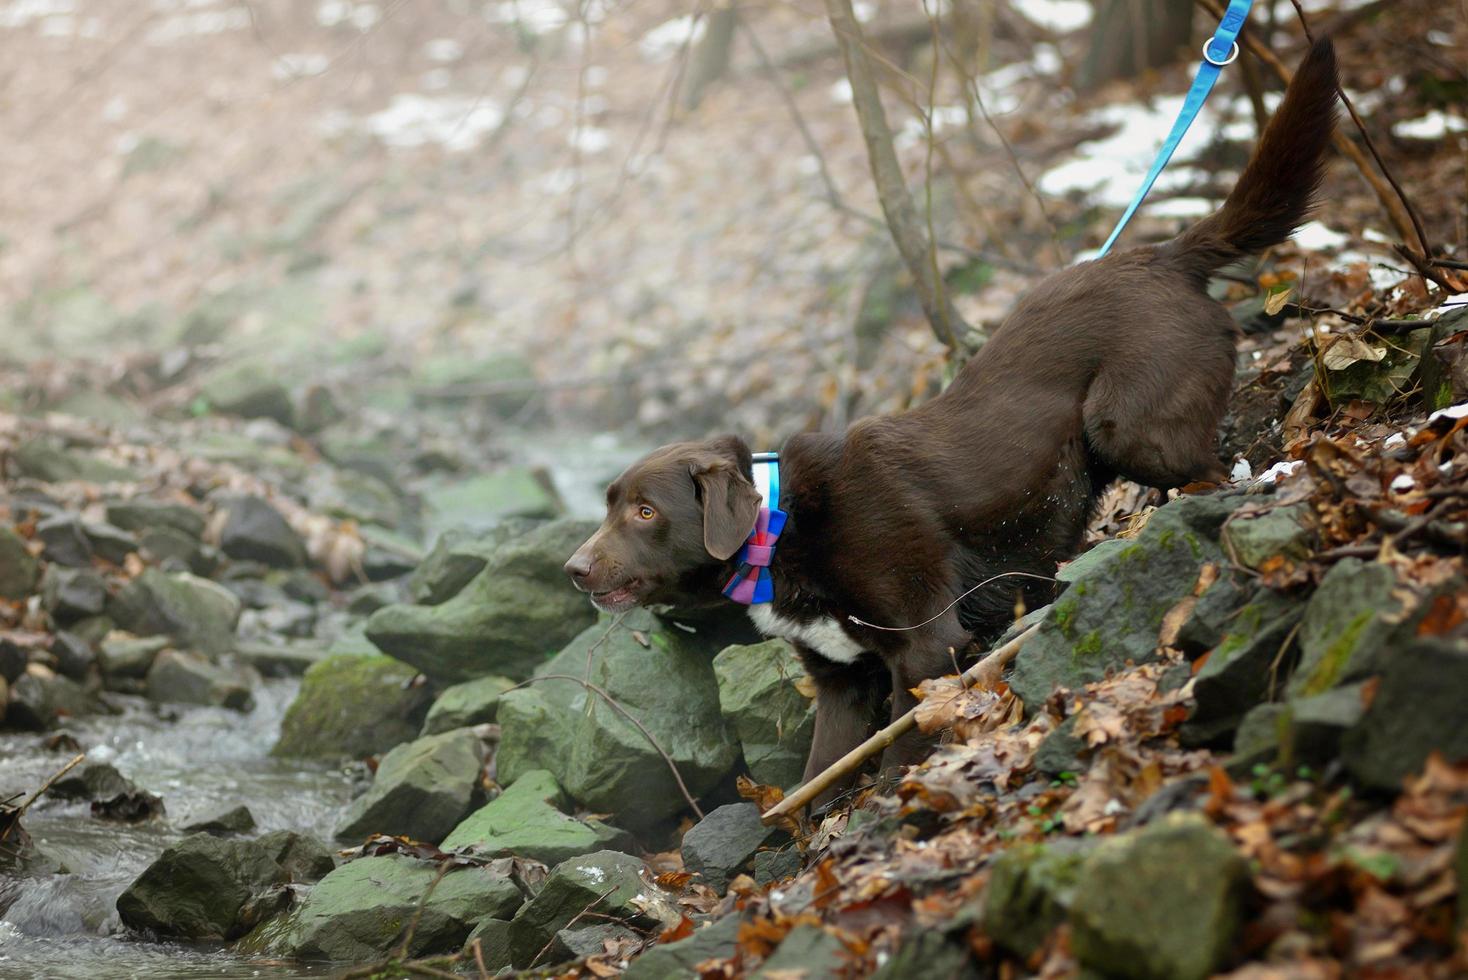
[1159,37,1338,281]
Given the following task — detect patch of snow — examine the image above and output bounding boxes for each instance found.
[1293,221,1348,251]
[1147,196,1215,219]
[1390,473,1415,492]
[1230,458,1253,482]
[1427,29,1454,46]
[1016,0,1092,32]
[424,38,462,62]
[272,53,329,80]
[1383,432,1406,450]
[1257,460,1304,485]
[639,15,702,61]
[1394,111,1468,140]
[578,865,607,884]
[1032,43,1062,75]
[1428,402,1468,423]
[364,93,504,152]
[1427,295,1468,318]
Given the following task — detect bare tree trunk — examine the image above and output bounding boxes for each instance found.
[681,5,739,111]
[822,0,972,355]
[1079,0,1194,88]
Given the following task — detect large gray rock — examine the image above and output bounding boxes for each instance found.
[984,839,1094,959]
[0,527,40,599]
[408,521,538,605]
[146,649,254,711]
[278,854,524,960]
[200,363,295,427]
[36,514,93,567]
[273,653,432,759]
[441,769,631,864]
[1011,495,1243,710]
[1069,813,1249,980]
[421,675,515,735]
[105,500,207,539]
[182,803,257,836]
[218,496,307,568]
[712,640,816,789]
[11,438,138,483]
[109,569,242,657]
[424,467,564,536]
[365,519,598,683]
[681,803,779,893]
[98,632,169,680]
[7,667,91,730]
[334,729,485,843]
[1288,558,1407,698]
[507,850,676,967]
[1183,589,1303,746]
[1220,502,1314,569]
[622,913,742,980]
[256,830,336,883]
[493,610,739,829]
[43,568,109,622]
[1343,638,1468,791]
[116,833,289,940]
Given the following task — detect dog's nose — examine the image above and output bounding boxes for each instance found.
[564,552,593,584]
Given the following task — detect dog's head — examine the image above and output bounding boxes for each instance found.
[564,435,761,612]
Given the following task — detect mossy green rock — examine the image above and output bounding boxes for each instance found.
[1011,494,1244,711]
[1069,813,1248,980]
[116,833,288,940]
[334,729,485,843]
[622,914,742,980]
[712,639,816,789]
[984,839,1094,958]
[496,610,739,829]
[1288,558,1406,698]
[273,654,432,759]
[11,438,139,484]
[463,917,515,972]
[256,830,335,882]
[1184,589,1303,746]
[422,675,516,735]
[441,769,630,863]
[1343,638,1468,791]
[507,850,672,967]
[105,500,206,539]
[365,519,597,683]
[424,467,564,536]
[108,568,242,658]
[199,362,295,427]
[146,649,254,711]
[0,527,39,600]
[277,854,524,960]
[408,520,541,605]
[1220,502,1314,568]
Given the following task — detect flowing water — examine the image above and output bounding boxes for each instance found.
[0,680,353,980]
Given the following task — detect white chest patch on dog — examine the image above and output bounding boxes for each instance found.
[749,606,867,665]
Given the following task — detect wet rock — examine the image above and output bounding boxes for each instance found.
[36,514,93,567]
[1174,572,1249,654]
[1183,590,1304,746]
[93,786,166,822]
[548,922,642,962]
[1288,558,1407,698]
[110,568,242,657]
[98,632,169,680]
[200,364,296,427]
[83,521,138,564]
[219,496,307,568]
[622,914,742,980]
[44,568,109,622]
[1011,495,1244,711]
[52,761,134,802]
[462,917,514,971]
[278,854,524,960]
[494,610,739,830]
[256,830,336,883]
[0,527,40,599]
[1220,502,1314,569]
[105,500,206,539]
[984,839,1093,959]
[1069,813,1248,980]
[116,833,289,940]
[681,803,779,894]
[138,526,211,574]
[366,519,598,683]
[50,631,96,681]
[233,639,326,678]
[507,850,674,967]
[712,639,816,789]
[182,803,257,836]
[424,466,565,535]
[334,729,485,844]
[422,674,515,735]
[407,520,539,605]
[753,848,802,886]
[0,638,29,683]
[7,666,91,730]
[1033,717,1088,776]
[273,653,432,759]
[147,649,254,710]
[441,769,631,864]
[1344,638,1468,791]
[751,924,848,978]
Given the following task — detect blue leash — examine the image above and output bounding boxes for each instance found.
[1095,0,1255,257]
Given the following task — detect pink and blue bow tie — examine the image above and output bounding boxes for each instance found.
[723,454,784,605]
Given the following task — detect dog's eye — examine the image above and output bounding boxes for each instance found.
[637,505,656,521]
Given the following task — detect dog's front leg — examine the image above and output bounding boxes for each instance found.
[880,619,968,775]
[797,647,884,810]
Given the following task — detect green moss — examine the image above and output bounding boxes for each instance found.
[1073,582,1088,597]
[1185,533,1204,560]
[1075,631,1103,658]
[1053,600,1078,639]
[1299,611,1373,696]
[1157,529,1176,549]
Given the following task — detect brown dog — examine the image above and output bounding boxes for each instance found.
[566,40,1338,806]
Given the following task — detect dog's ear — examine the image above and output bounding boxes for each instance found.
[690,437,760,561]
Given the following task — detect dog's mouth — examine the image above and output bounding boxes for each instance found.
[590,579,643,612]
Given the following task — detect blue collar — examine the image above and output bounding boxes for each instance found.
[721,453,786,605]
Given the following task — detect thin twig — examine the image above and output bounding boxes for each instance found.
[0,753,85,845]
[760,624,1039,824]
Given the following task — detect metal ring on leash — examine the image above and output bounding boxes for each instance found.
[1202,38,1240,66]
